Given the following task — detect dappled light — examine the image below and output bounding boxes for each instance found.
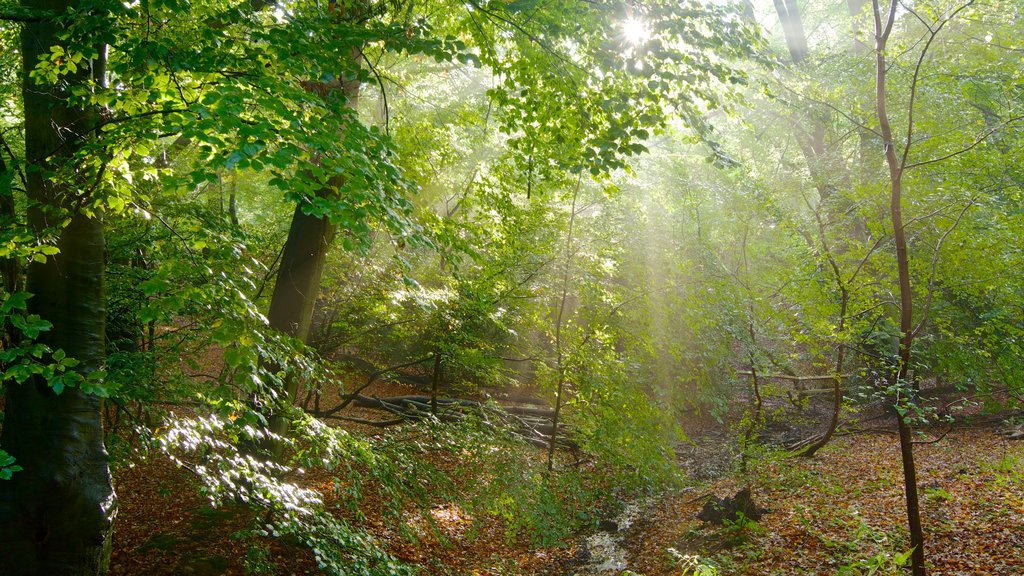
[0,0,1022,574]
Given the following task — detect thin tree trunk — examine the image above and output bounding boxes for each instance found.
[801,289,847,457]
[430,351,442,415]
[547,182,580,473]
[228,172,239,226]
[872,0,926,572]
[740,351,762,474]
[800,202,854,457]
[0,3,116,572]
[740,225,762,473]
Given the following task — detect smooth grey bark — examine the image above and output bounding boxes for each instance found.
[0,0,116,571]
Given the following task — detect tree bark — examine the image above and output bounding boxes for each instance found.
[264,59,361,449]
[0,2,116,572]
[773,0,809,63]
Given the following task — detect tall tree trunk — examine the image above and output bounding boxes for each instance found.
[872,0,926,573]
[773,0,809,63]
[0,2,116,573]
[264,63,361,449]
[772,0,846,203]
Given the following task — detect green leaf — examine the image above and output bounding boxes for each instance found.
[0,292,31,314]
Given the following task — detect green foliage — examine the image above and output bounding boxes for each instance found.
[837,548,913,576]
[4,0,1023,570]
[448,420,615,545]
[0,449,21,481]
[156,411,418,576]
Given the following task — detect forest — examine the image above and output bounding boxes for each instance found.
[0,0,1022,574]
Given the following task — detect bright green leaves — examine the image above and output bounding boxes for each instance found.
[1,291,51,343]
[467,0,758,183]
[0,291,109,395]
[0,449,21,481]
[0,291,30,315]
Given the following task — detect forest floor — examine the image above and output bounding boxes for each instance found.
[106,389,1024,576]
[624,427,1024,576]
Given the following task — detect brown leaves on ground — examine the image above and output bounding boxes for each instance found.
[625,428,1024,576]
[107,376,582,575]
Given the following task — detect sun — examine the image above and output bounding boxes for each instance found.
[621,16,651,46]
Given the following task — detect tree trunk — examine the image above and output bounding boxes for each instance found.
[430,351,443,415]
[547,184,580,473]
[228,172,239,227]
[264,197,337,445]
[0,219,115,576]
[872,0,926,572]
[0,3,116,572]
[801,288,847,457]
[264,62,361,449]
[773,0,809,63]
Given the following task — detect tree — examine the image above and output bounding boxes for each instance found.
[868,0,1022,572]
[0,2,116,572]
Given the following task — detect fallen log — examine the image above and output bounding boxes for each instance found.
[312,393,577,451]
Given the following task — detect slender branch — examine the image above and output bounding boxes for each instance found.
[847,234,888,286]
[316,355,434,416]
[776,84,882,138]
[133,202,200,264]
[902,200,958,230]
[904,114,1024,170]
[0,130,27,189]
[899,0,977,172]
[911,198,975,338]
[358,46,390,136]
[911,424,953,445]
[736,371,850,381]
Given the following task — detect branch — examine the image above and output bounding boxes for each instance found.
[911,424,953,445]
[776,83,882,138]
[904,114,1024,169]
[847,233,888,285]
[358,46,390,136]
[316,355,434,416]
[898,0,977,172]
[319,414,408,427]
[912,198,975,338]
[735,371,850,381]
[0,130,26,190]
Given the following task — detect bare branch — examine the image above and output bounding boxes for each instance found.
[899,0,978,172]
[904,114,1024,169]
[912,198,976,338]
